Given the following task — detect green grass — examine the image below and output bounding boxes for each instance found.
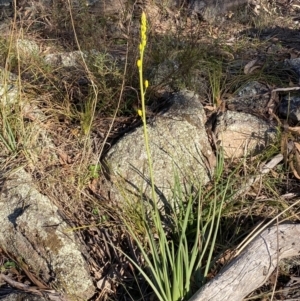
[0,114,17,153]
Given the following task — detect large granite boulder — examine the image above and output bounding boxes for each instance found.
[0,168,95,300]
[106,90,216,207]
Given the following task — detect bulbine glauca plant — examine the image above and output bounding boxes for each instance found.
[122,11,228,301]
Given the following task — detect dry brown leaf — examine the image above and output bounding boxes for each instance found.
[295,142,300,153]
[57,150,69,165]
[72,152,81,163]
[281,132,289,166]
[0,249,48,290]
[204,105,216,111]
[217,249,237,265]
[19,262,48,290]
[244,59,258,74]
[291,143,300,180]
[288,126,300,134]
[290,160,300,180]
[97,276,111,291]
[249,66,261,73]
[91,266,102,280]
[89,178,101,195]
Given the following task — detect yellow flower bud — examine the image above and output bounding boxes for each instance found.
[145,80,149,88]
[137,109,143,117]
[137,60,141,68]
[141,12,146,27]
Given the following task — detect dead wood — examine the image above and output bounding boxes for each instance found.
[189,223,300,301]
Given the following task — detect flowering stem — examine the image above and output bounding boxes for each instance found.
[137,12,156,204]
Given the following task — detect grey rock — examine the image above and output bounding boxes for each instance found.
[0,67,18,106]
[44,51,86,67]
[279,257,300,299]
[0,169,95,300]
[0,286,66,301]
[0,0,11,7]
[0,291,48,301]
[279,256,300,275]
[220,81,275,158]
[150,59,180,91]
[285,57,300,78]
[215,110,276,158]
[149,57,208,94]
[189,0,253,21]
[226,81,270,115]
[16,39,39,57]
[85,0,127,14]
[0,66,94,300]
[106,90,215,206]
[14,0,127,19]
[0,84,18,106]
[278,95,300,123]
[236,80,268,97]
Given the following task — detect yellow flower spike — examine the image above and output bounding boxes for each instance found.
[141,12,146,28]
[136,11,157,233]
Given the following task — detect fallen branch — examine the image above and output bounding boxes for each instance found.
[0,274,67,301]
[189,223,300,301]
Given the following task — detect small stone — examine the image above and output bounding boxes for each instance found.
[278,95,300,123]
